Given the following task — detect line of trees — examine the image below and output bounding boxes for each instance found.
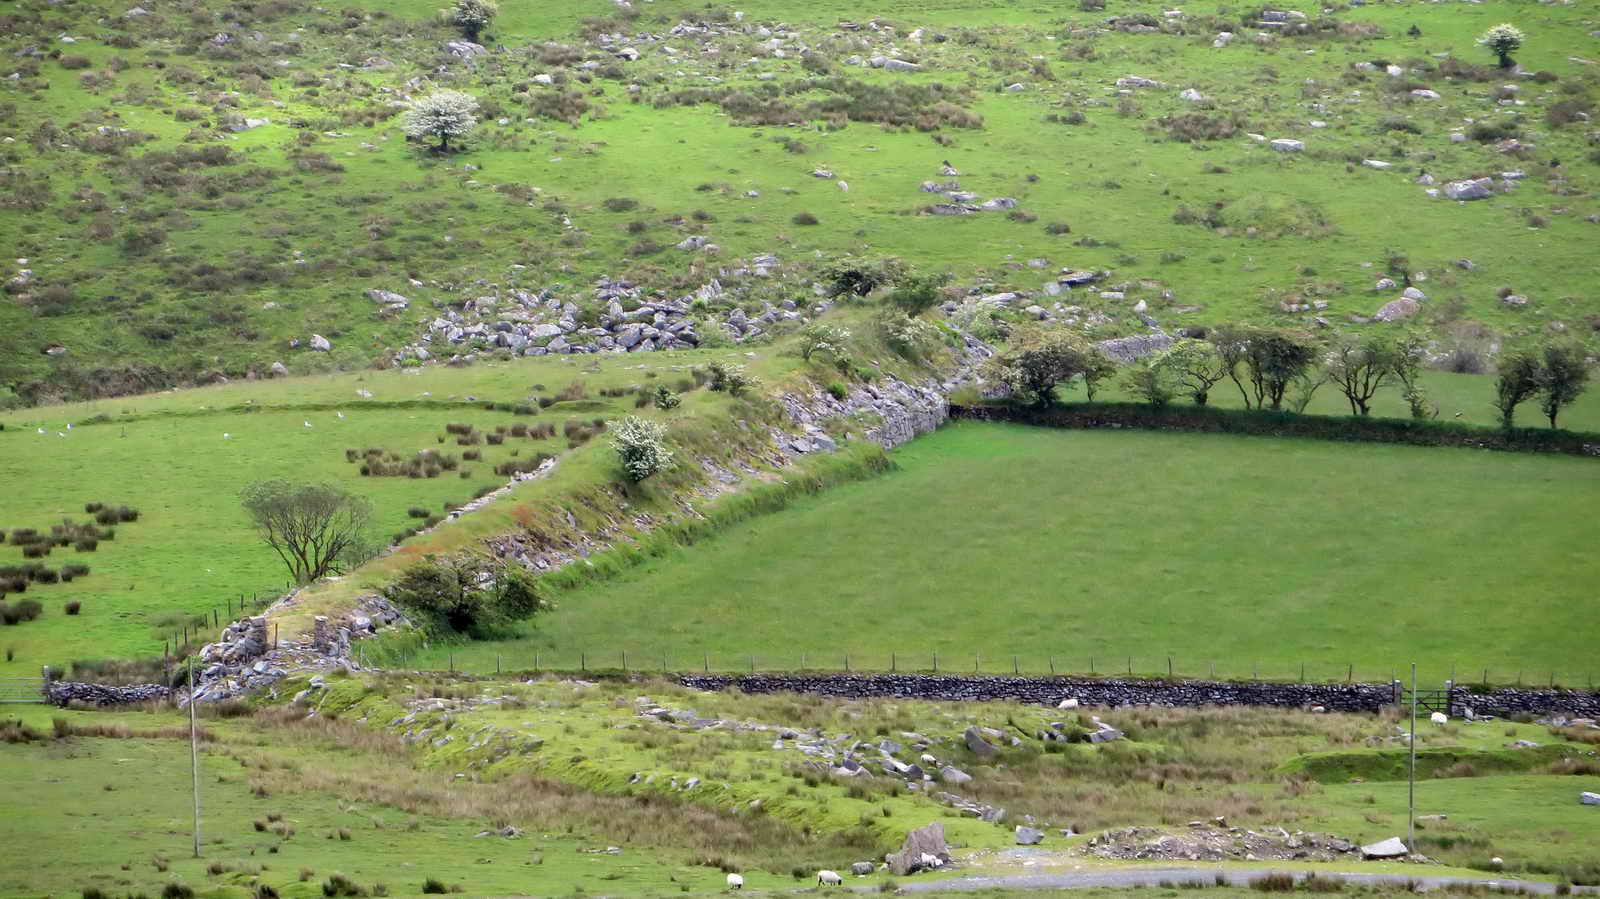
[992,325,1591,430]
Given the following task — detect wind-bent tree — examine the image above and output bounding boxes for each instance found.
[1211,326,1315,410]
[1325,334,1400,416]
[1538,342,1591,429]
[241,480,373,584]
[403,90,479,152]
[1478,23,1524,69]
[1493,348,1543,428]
[1157,338,1229,406]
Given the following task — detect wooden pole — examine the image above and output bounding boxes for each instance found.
[1408,663,1417,852]
[188,655,202,859]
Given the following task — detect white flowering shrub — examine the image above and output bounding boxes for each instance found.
[450,0,497,38]
[797,324,851,362]
[1477,24,1524,67]
[608,416,673,481]
[874,310,941,362]
[403,90,479,151]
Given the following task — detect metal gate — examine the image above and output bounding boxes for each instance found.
[0,678,45,703]
[1400,688,1450,716]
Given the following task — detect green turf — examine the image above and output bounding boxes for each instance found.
[415,420,1600,686]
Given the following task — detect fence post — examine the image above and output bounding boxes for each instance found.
[622,651,627,674]
[580,652,585,672]
[534,651,539,672]
[703,654,708,673]
[1090,657,1095,675]
[891,652,896,673]
[845,654,850,672]
[1347,663,1353,683]
[1127,656,1132,676]
[1168,657,1174,679]
[933,651,938,673]
[1299,662,1305,682]
[1013,655,1019,675]
[496,654,501,675]
[1049,657,1055,675]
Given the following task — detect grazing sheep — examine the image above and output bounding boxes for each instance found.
[726,873,743,890]
[817,870,842,886]
[1430,711,1448,725]
[303,420,313,428]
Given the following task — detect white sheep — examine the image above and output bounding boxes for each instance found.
[725,873,743,890]
[1430,711,1448,725]
[817,870,842,886]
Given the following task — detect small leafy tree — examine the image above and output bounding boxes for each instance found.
[1324,334,1400,416]
[1123,359,1175,408]
[1478,23,1524,69]
[1156,338,1229,406]
[821,257,906,300]
[708,361,759,397]
[1538,341,1590,429]
[447,0,497,41]
[383,554,550,635]
[608,415,673,481]
[402,90,479,151]
[796,323,851,363]
[885,271,950,317]
[1213,326,1315,410]
[984,327,1102,407]
[652,385,681,409]
[1392,332,1435,419]
[1493,347,1543,428]
[240,481,373,584]
[1079,347,1116,401]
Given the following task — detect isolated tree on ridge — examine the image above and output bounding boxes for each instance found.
[448,0,497,42]
[1478,23,1524,69]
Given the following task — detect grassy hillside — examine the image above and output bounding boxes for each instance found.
[412,420,1600,687]
[0,342,826,675]
[2,0,1597,402]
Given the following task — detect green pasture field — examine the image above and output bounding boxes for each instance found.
[0,345,789,676]
[2,0,1597,399]
[416,419,1600,686]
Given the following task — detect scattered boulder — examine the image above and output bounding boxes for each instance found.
[1372,297,1420,322]
[882,59,921,72]
[445,40,487,59]
[1361,837,1409,859]
[365,288,408,306]
[1581,791,1600,806]
[851,862,875,876]
[1270,139,1304,152]
[940,766,972,784]
[1444,178,1493,201]
[886,822,951,876]
[1015,826,1044,845]
[309,333,332,351]
[1179,88,1205,102]
[964,726,997,757]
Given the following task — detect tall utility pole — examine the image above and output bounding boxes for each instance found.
[189,656,202,859]
[1407,662,1417,852]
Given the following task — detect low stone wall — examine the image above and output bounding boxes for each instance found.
[1451,686,1600,719]
[46,681,171,707]
[678,674,1400,712]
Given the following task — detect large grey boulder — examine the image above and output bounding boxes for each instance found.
[850,862,875,876]
[309,333,332,351]
[1015,826,1044,845]
[882,58,921,72]
[1361,837,1409,859]
[939,766,972,784]
[886,822,950,876]
[1444,178,1493,201]
[1372,297,1420,322]
[1270,138,1304,153]
[964,727,996,757]
[365,288,407,306]
[444,40,487,59]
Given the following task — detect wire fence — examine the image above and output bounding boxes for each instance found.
[356,643,1600,691]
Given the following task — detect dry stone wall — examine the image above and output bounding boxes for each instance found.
[678,673,1401,712]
